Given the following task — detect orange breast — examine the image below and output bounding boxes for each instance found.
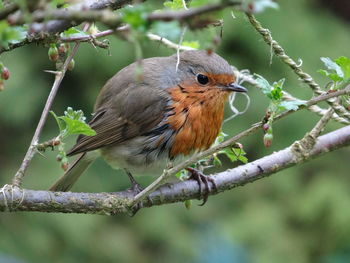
[166,83,229,158]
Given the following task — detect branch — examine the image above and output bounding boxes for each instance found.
[246,13,350,122]
[1,0,242,54]
[28,1,241,25]
[1,125,350,214]
[0,0,132,54]
[12,41,81,187]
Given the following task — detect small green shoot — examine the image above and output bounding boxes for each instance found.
[255,74,306,147]
[39,107,96,171]
[318,56,350,108]
[50,107,96,139]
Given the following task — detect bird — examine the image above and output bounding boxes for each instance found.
[49,50,247,205]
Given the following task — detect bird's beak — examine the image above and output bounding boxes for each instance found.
[226,83,248,93]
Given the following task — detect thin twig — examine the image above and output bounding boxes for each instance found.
[176,26,187,72]
[12,43,81,187]
[245,13,350,122]
[2,125,350,214]
[146,33,195,51]
[283,92,349,125]
[132,86,350,205]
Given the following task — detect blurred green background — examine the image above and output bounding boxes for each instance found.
[1,0,350,262]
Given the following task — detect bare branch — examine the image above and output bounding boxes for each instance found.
[1,125,350,215]
[146,33,195,51]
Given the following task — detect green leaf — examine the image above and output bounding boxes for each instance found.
[270,78,284,101]
[317,69,343,82]
[51,107,96,138]
[122,5,150,33]
[279,100,306,111]
[238,155,248,164]
[182,41,200,49]
[255,74,272,95]
[50,0,68,8]
[190,0,215,8]
[61,27,88,38]
[255,74,284,101]
[59,116,96,136]
[184,199,192,210]
[213,156,222,166]
[164,0,184,10]
[220,148,238,163]
[0,22,27,48]
[336,56,350,79]
[321,57,344,78]
[175,169,188,180]
[151,21,181,41]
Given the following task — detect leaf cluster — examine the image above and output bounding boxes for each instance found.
[50,107,96,139]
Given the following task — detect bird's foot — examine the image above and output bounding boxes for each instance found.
[125,171,153,216]
[186,167,217,206]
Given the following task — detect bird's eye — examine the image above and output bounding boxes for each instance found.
[196,74,209,85]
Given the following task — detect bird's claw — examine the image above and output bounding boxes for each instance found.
[126,182,153,216]
[186,167,217,206]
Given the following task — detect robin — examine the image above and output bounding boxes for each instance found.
[49,50,247,204]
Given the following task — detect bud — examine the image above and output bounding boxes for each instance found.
[262,123,269,132]
[247,3,254,13]
[61,162,69,171]
[1,67,9,80]
[52,139,61,146]
[58,43,68,55]
[48,45,59,61]
[263,133,273,148]
[56,155,62,162]
[68,59,75,71]
[88,24,99,35]
[184,200,192,210]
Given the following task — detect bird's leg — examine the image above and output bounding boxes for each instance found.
[124,169,153,216]
[186,167,217,206]
[125,169,144,193]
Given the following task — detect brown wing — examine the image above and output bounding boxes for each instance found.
[67,85,169,156]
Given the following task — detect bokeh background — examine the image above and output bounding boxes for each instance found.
[1,0,350,262]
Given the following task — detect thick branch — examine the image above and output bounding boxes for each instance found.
[1,125,349,214]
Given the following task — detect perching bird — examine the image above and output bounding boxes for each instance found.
[50,50,247,204]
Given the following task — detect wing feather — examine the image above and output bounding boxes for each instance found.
[67,85,169,156]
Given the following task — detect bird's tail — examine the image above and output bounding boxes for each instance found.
[49,152,97,192]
